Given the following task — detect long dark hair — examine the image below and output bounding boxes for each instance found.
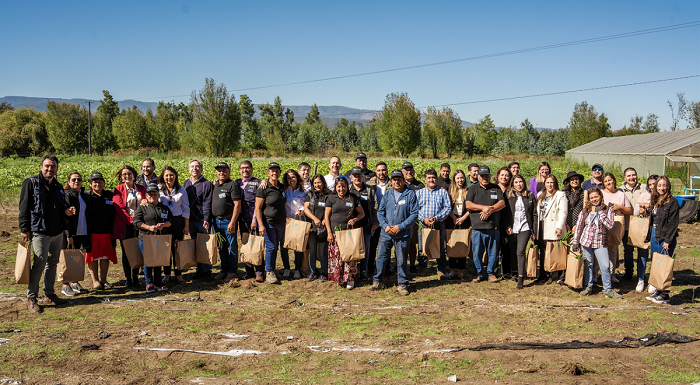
[584,188,608,212]
[564,173,584,206]
[651,175,672,208]
[159,166,181,193]
[602,172,617,191]
[537,174,559,204]
[283,169,303,192]
[334,177,349,197]
[507,175,531,198]
[310,174,329,196]
[63,172,83,191]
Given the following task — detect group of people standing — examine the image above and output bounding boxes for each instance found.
[19,153,679,312]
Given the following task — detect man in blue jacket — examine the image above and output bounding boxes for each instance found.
[370,170,419,296]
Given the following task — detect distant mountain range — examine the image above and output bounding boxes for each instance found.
[1,95,488,128]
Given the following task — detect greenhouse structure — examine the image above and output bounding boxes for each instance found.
[566,129,700,180]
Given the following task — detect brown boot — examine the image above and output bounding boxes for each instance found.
[27,298,41,313]
[42,294,69,305]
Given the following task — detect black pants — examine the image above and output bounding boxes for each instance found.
[515,230,531,277]
[164,215,185,277]
[368,227,381,276]
[120,225,140,281]
[501,229,518,276]
[445,216,468,270]
[239,219,264,276]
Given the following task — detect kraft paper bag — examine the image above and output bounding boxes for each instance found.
[283,217,311,253]
[336,227,365,262]
[608,215,625,246]
[15,242,31,284]
[421,227,441,259]
[196,231,218,265]
[122,237,144,270]
[648,251,674,291]
[175,239,196,270]
[526,245,538,278]
[240,232,265,266]
[544,241,567,272]
[57,248,86,282]
[446,228,470,258]
[143,234,171,267]
[628,217,650,249]
[564,251,584,289]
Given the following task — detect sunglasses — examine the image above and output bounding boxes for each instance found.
[70,178,82,182]
[592,168,603,171]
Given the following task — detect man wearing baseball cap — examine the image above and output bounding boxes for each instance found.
[344,152,376,183]
[401,162,425,274]
[371,169,419,296]
[211,162,242,283]
[582,163,604,190]
[464,165,506,282]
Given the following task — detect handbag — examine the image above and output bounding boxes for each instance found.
[57,247,86,282]
[607,215,625,246]
[15,242,31,284]
[240,231,265,266]
[142,233,172,267]
[335,226,365,262]
[175,238,196,270]
[421,225,441,259]
[283,216,311,253]
[648,250,674,291]
[526,244,538,278]
[564,250,584,289]
[446,227,470,258]
[628,217,650,249]
[196,228,218,265]
[122,237,144,270]
[544,241,567,272]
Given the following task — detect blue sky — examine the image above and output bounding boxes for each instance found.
[2,1,699,130]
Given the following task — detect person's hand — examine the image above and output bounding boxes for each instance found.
[259,180,268,189]
[423,218,432,226]
[662,242,669,251]
[251,221,258,231]
[455,216,465,226]
[65,207,76,216]
[183,227,189,237]
[259,224,266,236]
[348,218,356,226]
[21,232,31,243]
[555,228,562,237]
[390,225,400,234]
[372,224,379,231]
[571,244,580,253]
[327,234,334,243]
[67,237,73,247]
[203,221,210,232]
[295,209,304,217]
[227,221,235,233]
[139,200,148,206]
[384,226,393,234]
[506,228,513,235]
[314,218,322,227]
[530,234,536,241]
[480,210,492,221]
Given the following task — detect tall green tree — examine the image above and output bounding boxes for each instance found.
[668,92,687,131]
[513,118,539,154]
[153,102,181,152]
[333,118,359,152]
[422,107,442,158]
[614,113,660,136]
[92,90,119,154]
[112,106,152,150]
[0,107,50,155]
[357,119,380,152]
[0,101,14,114]
[471,115,497,155]
[239,94,264,150]
[259,96,295,150]
[189,78,241,156]
[566,101,611,149]
[44,100,89,154]
[377,92,421,157]
[305,103,321,124]
[688,101,700,129]
[493,126,517,154]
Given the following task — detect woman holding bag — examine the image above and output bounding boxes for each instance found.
[254,163,287,285]
[644,176,679,304]
[504,175,537,289]
[324,178,365,290]
[349,166,379,281]
[133,183,172,293]
[281,169,306,279]
[60,172,90,296]
[113,165,147,288]
[600,172,632,283]
[304,174,330,282]
[633,175,657,292]
[158,167,190,284]
[85,172,117,290]
[570,188,622,298]
[534,174,568,284]
[447,170,470,279]
[496,167,516,279]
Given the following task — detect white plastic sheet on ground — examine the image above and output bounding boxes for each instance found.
[134,347,265,356]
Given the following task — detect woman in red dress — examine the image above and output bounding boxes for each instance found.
[85,172,117,290]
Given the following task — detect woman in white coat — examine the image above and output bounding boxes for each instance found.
[534,174,568,284]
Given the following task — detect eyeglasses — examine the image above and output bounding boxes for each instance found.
[592,168,603,171]
[70,178,82,182]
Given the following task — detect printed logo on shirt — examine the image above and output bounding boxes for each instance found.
[218,193,226,198]
[398,199,406,205]
[491,195,498,200]
[361,196,368,201]
[160,213,168,219]
[247,185,256,193]
[318,202,325,207]
[345,202,354,208]
[106,200,113,205]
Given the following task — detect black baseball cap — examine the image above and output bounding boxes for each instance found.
[402,162,413,169]
[268,162,281,170]
[89,172,104,181]
[592,163,604,170]
[146,183,159,193]
[478,165,491,176]
[215,162,230,170]
[390,169,404,179]
[355,152,367,160]
[350,167,363,175]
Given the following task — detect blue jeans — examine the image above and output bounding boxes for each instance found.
[622,230,650,280]
[308,231,328,276]
[359,225,373,273]
[213,218,238,274]
[471,229,500,277]
[264,223,285,272]
[582,246,612,291]
[138,239,162,287]
[190,221,211,274]
[417,221,447,273]
[375,236,410,286]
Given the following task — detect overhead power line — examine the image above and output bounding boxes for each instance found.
[136,21,700,100]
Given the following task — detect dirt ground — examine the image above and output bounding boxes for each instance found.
[0,212,698,384]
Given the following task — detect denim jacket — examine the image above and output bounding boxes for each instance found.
[377,185,419,240]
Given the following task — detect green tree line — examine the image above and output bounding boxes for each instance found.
[1,80,698,158]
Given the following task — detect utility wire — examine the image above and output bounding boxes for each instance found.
[136,21,700,100]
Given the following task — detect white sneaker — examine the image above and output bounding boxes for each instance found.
[635,280,645,292]
[282,269,291,278]
[346,281,355,290]
[71,283,89,294]
[648,284,656,294]
[293,270,301,279]
[61,285,76,297]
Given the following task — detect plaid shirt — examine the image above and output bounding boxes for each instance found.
[573,207,614,248]
[416,186,451,222]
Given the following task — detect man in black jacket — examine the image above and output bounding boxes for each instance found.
[19,155,75,313]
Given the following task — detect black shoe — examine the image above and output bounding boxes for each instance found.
[622,274,633,281]
[409,266,418,274]
[517,276,524,290]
